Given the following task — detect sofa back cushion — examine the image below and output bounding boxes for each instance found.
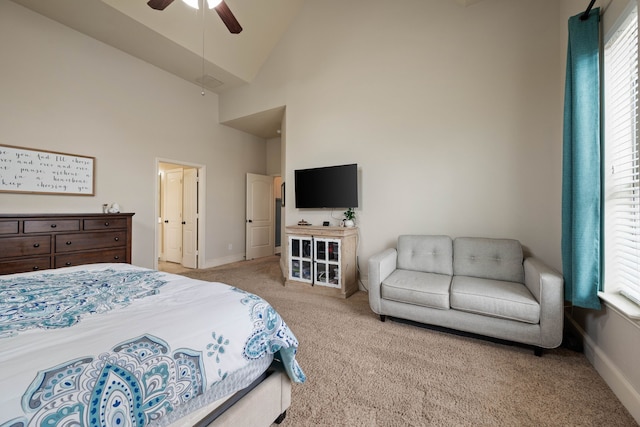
[453,237,524,283]
[397,235,453,275]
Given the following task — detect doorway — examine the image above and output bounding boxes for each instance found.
[156,160,204,272]
[245,174,283,260]
[245,173,274,260]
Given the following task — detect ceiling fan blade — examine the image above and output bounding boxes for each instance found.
[147,0,176,11]
[215,1,243,34]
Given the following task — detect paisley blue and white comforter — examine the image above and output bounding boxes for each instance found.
[0,263,305,427]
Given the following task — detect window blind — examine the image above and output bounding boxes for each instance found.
[604,3,640,303]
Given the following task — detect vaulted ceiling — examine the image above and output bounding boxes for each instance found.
[9,0,485,138]
[11,0,304,94]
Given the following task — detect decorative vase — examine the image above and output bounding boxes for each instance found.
[344,219,354,228]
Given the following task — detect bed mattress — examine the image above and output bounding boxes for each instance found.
[0,263,305,427]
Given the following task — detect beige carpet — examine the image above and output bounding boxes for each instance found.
[181,256,637,427]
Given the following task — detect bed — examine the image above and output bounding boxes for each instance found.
[0,263,305,427]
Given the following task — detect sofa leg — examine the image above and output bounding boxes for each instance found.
[534,347,543,357]
[274,410,287,424]
[380,315,386,322]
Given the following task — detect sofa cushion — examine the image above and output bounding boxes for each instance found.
[397,235,453,275]
[453,237,524,283]
[450,276,540,324]
[381,269,451,309]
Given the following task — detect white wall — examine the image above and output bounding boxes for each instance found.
[0,1,267,268]
[220,0,564,276]
[266,136,282,176]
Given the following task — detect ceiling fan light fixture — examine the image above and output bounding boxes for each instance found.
[148,0,242,34]
[182,0,199,9]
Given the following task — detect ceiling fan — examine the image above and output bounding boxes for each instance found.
[147,0,243,34]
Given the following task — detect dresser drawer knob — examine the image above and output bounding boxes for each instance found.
[50,224,57,228]
[33,266,39,270]
[65,262,71,266]
[114,237,119,242]
[33,243,40,248]
[114,256,120,260]
[66,241,72,245]
[104,222,110,227]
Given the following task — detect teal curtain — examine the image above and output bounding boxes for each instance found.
[562,8,601,310]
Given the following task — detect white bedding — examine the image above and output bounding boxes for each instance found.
[0,263,305,427]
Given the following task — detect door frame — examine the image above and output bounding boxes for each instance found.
[154,158,206,270]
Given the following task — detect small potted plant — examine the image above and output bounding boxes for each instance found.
[343,207,356,227]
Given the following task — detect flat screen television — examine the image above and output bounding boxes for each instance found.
[294,163,358,208]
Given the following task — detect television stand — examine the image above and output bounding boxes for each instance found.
[285,225,358,298]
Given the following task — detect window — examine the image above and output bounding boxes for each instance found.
[603,2,640,310]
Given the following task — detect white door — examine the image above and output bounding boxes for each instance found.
[164,168,183,263]
[182,168,198,268]
[246,173,274,260]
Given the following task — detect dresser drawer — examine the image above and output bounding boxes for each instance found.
[55,248,127,268]
[24,220,79,233]
[55,231,126,253]
[0,236,51,259]
[83,218,127,230]
[0,257,51,275]
[0,221,18,235]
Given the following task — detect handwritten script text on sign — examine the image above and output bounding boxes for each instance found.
[0,146,94,195]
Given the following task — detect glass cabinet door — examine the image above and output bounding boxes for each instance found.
[314,238,341,288]
[289,235,313,284]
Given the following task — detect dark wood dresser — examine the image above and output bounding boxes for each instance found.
[0,213,134,275]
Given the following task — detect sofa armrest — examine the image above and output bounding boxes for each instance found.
[367,248,397,314]
[524,257,564,348]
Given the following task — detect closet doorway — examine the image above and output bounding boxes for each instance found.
[156,160,204,272]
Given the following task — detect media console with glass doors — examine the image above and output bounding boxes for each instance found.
[285,225,358,298]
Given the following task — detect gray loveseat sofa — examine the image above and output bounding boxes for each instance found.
[368,235,564,354]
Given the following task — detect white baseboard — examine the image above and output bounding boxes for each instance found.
[201,254,245,269]
[566,316,640,424]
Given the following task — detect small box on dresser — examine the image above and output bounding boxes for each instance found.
[0,213,134,275]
